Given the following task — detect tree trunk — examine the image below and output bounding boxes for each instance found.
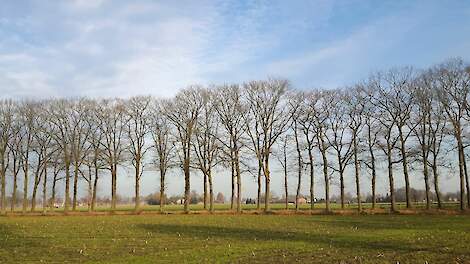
[463,154,470,207]
[257,160,262,210]
[183,156,190,213]
[64,157,71,214]
[87,174,92,213]
[111,165,117,211]
[338,161,345,209]
[135,162,140,212]
[11,171,17,212]
[353,134,361,212]
[319,136,330,212]
[432,159,442,209]
[264,155,271,212]
[294,127,302,212]
[208,170,214,213]
[368,126,377,209]
[283,152,288,210]
[457,136,466,210]
[398,127,412,208]
[421,145,431,210]
[235,149,242,213]
[91,166,99,212]
[159,168,165,213]
[22,163,28,214]
[230,149,235,210]
[72,162,79,211]
[31,170,41,212]
[42,166,47,215]
[387,145,396,212]
[203,173,208,210]
[308,148,314,210]
[0,157,5,215]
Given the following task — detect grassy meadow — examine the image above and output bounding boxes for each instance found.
[0,208,469,263]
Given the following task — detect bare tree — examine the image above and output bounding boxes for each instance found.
[164,87,203,213]
[275,134,292,210]
[362,85,380,209]
[18,101,38,214]
[0,100,13,214]
[70,99,92,211]
[372,72,402,212]
[150,99,174,212]
[193,89,221,213]
[214,84,246,213]
[434,59,470,210]
[326,90,353,209]
[8,115,23,212]
[346,87,366,212]
[244,79,291,212]
[125,96,152,212]
[290,92,308,211]
[310,91,334,212]
[98,99,127,212]
[47,99,74,213]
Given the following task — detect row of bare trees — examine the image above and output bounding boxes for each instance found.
[0,58,469,215]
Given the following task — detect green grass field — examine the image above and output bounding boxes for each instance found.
[1,212,469,263]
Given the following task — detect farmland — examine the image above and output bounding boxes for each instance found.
[0,209,469,263]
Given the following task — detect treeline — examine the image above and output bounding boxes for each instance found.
[0,58,469,215]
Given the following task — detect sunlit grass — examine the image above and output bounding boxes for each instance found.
[0,214,468,263]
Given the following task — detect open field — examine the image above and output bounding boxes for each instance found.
[3,201,464,215]
[0,213,469,263]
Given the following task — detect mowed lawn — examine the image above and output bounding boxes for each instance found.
[0,214,469,263]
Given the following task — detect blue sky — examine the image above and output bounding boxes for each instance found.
[1,0,469,99]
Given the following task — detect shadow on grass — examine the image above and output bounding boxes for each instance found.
[137,223,443,255]
[302,215,470,232]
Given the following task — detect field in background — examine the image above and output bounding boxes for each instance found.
[4,202,463,215]
[0,214,469,263]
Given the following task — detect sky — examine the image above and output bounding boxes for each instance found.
[1,0,470,199]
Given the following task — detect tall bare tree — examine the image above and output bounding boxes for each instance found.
[164,87,203,213]
[215,84,246,213]
[193,89,221,213]
[0,100,13,214]
[326,90,353,209]
[346,87,366,212]
[150,99,174,213]
[434,59,470,210]
[99,99,127,212]
[125,96,152,212]
[244,79,291,211]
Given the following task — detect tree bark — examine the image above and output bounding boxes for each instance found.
[235,149,242,213]
[159,168,165,213]
[398,126,412,208]
[257,160,262,210]
[294,126,302,212]
[134,160,141,212]
[91,165,99,211]
[72,162,79,211]
[353,134,361,212]
[42,166,47,215]
[111,165,117,212]
[183,156,190,213]
[208,170,214,213]
[0,156,5,215]
[387,145,396,212]
[264,155,271,212]
[308,148,314,210]
[11,170,17,212]
[22,162,28,214]
[457,136,466,210]
[431,158,442,209]
[203,173,208,210]
[230,154,235,210]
